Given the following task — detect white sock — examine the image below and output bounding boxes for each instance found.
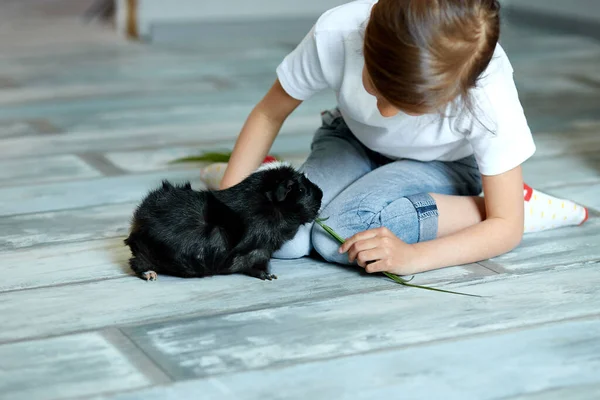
[523,184,589,234]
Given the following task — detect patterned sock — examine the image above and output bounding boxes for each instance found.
[523,184,589,234]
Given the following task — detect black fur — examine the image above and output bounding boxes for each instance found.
[124,164,323,281]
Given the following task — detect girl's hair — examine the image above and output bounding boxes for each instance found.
[364,0,501,115]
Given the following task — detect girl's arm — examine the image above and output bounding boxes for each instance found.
[220,79,302,189]
[341,166,525,275]
[409,166,524,272]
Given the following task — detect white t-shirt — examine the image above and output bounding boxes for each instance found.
[276,0,536,176]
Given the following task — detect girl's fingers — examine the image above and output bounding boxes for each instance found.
[364,259,387,273]
[339,229,379,253]
[355,249,385,268]
[347,238,379,263]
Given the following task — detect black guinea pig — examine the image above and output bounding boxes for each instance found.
[124,162,323,281]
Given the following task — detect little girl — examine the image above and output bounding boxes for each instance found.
[220,0,588,276]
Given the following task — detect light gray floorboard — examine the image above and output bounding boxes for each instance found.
[0,332,152,400]
[0,258,490,344]
[0,154,102,187]
[0,120,37,138]
[104,135,314,173]
[0,116,320,159]
[530,125,600,158]
[0,53,285,94]
[0,95,332,134]
[0,238,130,292]
[0,170,203,217]
[481,219,600,273]
[77,153,127,177]
[0,203,134,251]
[501,384,600,400]
[0,118,62,137]
[0,86,329,121]
[0,80,219,106]
[523,153,600,189]
[0,51,289,80]
[100,316,600,400]
[122,265,600,380]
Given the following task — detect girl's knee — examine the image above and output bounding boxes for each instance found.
[272,224,312,259]
[311,219,353,265]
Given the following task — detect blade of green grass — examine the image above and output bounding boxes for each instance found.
[169,152,282,165]
[315,218,482,298]
[169,151,233,164]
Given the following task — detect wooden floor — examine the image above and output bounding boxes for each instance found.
[1,6,600,400]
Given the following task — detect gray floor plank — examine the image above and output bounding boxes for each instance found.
[530,125,600,158]
[0,85,325,121]
[0,40,285,67]
[0,257,490,344]
[0,80,219,107]
[0,154,102,187]
[0,332,152,400]
[0,170,203,217]
[122,265,600,381]
[0,120,36,138]
[523,153,600,189]
[481,219,600,273]
[0,203,133,251]
[0,52,285,94]
[0,116,320,159]
[502,384,600,400]
[104,135,313,173]
[0,238,130,292]
[0,118,61,137]
[2,93,331,134]
[101,316,600,400]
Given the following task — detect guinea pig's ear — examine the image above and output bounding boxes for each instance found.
[162,180,174,191]
[267,179,294,203]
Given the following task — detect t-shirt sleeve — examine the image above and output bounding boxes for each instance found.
[465,71,536,176]
[276,26,329,101]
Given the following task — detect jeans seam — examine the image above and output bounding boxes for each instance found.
[357,194,381,226]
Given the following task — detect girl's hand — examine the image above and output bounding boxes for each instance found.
[339,227,418,275]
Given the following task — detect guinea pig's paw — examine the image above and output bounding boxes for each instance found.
[246,268,278,281]
[264,273,278,281]
[142,271,158,281]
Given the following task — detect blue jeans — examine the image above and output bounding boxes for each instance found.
[273,108,483,264]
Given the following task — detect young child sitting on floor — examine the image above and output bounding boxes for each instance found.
[210,0,588,276]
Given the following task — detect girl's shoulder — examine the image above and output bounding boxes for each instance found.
[466,44,521,122]
[314,0,376,35]
[476,44,515,87]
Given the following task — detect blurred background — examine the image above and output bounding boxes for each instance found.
[1,0,599,142]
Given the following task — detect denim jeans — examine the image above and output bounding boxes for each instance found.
[273,108,483,265]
